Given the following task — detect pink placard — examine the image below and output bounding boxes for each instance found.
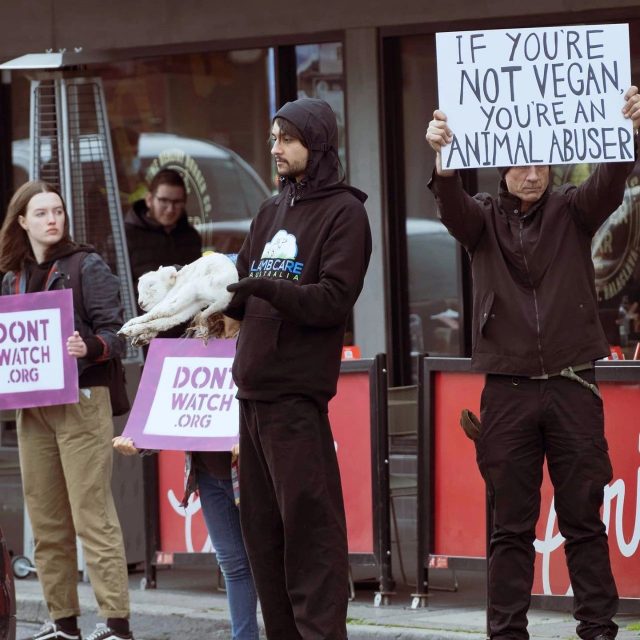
[0,289,78,410]
[123,338,238,451]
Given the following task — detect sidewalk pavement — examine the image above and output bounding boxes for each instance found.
[15,566,640,639]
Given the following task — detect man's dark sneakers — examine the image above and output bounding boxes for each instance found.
[592,635,616,640]
[85,624,134,640]
[25,621,82,640]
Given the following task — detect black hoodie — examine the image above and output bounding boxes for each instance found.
[226,98,372,409]
[2,241,126,386]
[124,200,202,287]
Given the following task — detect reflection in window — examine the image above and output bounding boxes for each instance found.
[543,23,640,358]
[105,50,273,255]
[10,50,274,257]
[296,43,347,171]
[401,35,463,356]
[553,164,640,357]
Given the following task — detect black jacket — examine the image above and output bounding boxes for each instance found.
[2,244,126,386]
[226,98,372,409]
[124,200,202,287]
[429,157,636,376]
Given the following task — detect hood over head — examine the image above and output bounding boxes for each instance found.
[496,166,510,192]
[21,239,95,270]
[274,98,367,204]
[496,165,552,188]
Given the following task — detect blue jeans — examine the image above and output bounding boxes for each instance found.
[197,469,259,640]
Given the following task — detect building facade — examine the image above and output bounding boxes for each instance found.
[1,1,640,382]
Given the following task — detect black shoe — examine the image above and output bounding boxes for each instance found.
[592,635,615,640]
[24,621,82,640]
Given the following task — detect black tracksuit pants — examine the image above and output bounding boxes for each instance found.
[477,370,618,640]
[238,397,349,639]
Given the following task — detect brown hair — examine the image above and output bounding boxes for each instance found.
[273,117,307,148]
[0,181,71,273]
[149,168,186,195]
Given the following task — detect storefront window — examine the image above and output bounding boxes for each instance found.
[10,49,274,255]
[401,35,463,356]
[296,43,347,171]
[511,21,640,358]
[101,50,273,254]
[548,24,640,359]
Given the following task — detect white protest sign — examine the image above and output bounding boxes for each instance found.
[143,356,237,438]
[436,24,633,169]
[123,339,238,451]
[0,309,64,390]
[0,289,78,410]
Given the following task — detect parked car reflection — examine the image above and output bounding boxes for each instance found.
[133,133,270,254]
[406,217,460,356]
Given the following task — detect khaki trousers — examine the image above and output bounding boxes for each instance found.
[17,386,130,620]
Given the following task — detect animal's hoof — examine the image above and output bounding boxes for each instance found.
[131,335,151,347]
[193,327,208,340]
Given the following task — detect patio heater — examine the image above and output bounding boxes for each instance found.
[0,51,146,580]
[1,51,141,362]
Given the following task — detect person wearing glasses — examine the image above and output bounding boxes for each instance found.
[124,168,202,309]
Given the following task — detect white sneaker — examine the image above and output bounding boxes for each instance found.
[85,623,134,640]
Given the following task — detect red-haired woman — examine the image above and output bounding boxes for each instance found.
[0,181,133,640]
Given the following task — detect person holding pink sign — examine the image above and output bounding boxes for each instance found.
[0,181,134,640]
[425,87,640,640]
[111,436,260,640]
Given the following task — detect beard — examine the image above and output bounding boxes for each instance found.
[275,158,307,179]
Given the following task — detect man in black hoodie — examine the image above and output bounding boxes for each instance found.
[425,86,640,640]
[225,98,372,639]
[124,168,201,297]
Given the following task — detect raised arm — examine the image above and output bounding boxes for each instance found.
[426,109,455,177]
[426,110,485,250]
[567,86,640,233]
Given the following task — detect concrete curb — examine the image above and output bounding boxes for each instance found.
[17,596,236,638]
[17,571,640,640]
[16,591,486,640]
[347,626,485,640]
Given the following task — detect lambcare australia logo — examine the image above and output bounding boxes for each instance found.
[145,149,211,224]
[553,166,640,301]
[250,230,304,280]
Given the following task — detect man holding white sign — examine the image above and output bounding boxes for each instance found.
[426,27,640,640]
